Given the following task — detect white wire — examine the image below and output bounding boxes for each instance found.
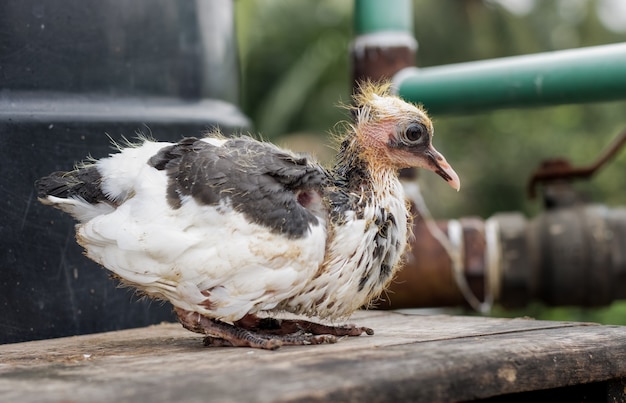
[484,217,502,305]
[403,180,493,314]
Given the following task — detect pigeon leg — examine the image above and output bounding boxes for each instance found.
[175,308,344,349]
[175,308,282,350]
[235,314,374,337]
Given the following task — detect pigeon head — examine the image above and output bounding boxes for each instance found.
[351,81,460,191]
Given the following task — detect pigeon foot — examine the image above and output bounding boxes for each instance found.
[235,314,374,337]
[175,308,372,350]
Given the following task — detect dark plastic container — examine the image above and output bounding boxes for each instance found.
[0,0,250,344]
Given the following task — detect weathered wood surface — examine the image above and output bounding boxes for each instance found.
[1,311,625,402]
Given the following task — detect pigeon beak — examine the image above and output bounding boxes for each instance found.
[423,145,461,191]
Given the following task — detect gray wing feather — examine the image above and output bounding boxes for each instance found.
[149,136,329,238]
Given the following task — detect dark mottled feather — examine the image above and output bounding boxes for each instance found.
[327,139,372,223]
[36,165,109,204]
[149,137,329,238]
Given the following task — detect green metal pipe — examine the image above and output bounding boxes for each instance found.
[354,0,413,35]
[395,43,626,114]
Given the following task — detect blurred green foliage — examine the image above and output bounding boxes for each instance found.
[235,0,626,324]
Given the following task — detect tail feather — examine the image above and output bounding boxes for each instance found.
[36,165,115,222]
[37,139,171,222]
[36,165,108,204]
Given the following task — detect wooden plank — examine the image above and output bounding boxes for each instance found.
[1,312,625,402]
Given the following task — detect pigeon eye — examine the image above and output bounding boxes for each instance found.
[404,124,426,144]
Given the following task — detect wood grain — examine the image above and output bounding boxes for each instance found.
[1,311,625,402]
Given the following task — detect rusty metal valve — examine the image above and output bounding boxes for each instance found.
[376,203,626,310]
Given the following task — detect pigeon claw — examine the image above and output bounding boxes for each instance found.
[175,309,373,350]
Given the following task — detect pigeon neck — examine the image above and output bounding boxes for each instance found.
[333,137,398,194]
[332,138,371,191]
